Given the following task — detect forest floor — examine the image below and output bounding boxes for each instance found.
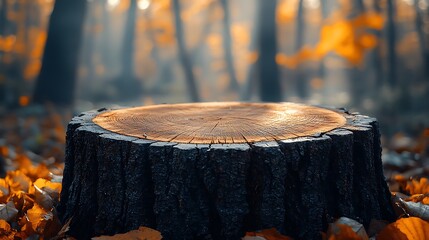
[0,104,428,239]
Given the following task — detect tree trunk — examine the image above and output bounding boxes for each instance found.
[59,102,395,240]
[386,0,397,88]
[349,0,366,106]
[220,0,239,91]
[318,0,329,85]
[0,0,8,104]
[414,0,429,77]
[371,0,384,89]
[257,0,282,102]
[33,0,87,106]
[109,0,143,101]
[295,0,307,99]
[172,0,200,102]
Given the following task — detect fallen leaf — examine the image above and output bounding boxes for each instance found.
[244,228,293,240]
[398,198,429,221]
[0,201,18,221]
[377,217,429,240]
[34,178,62,200]
[367,219,388,238]
[92,226,162,240]
[243,237,266,240]
[15,154,50,181]
[51,217,72,240]
[0,179,9,202]
[5,170,32,193]
[7,190,34,213]
[405,178,429,195]
[33,184,55,210]
[333,217,368,239]
[0,219,15,239]
[25,203,54,235]
[327,223,364,240]
[407,193,429,204]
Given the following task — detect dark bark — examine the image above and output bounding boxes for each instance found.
[33,0,87,106]
[220,0,239,91]
[172,0,200,102]
[295,0,307,99]
[59,107,394,240]
[257,0,282,102]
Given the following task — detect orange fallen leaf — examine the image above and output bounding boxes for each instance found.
[15,154,50,181]
[407,194,429,204]
[328,217,368,240]
[92,226,162,240]
[23,203,54,236]
[244,228,293,240]
[405,178,429,195]
[326,223,364,240]
[377,217,429,240]
[34,178,62,197]
[0,219,15,239]
[7,190,34,213]
[0,179,9,203]
[5,170,32,193]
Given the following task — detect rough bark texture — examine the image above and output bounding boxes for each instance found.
[58,104,395,240]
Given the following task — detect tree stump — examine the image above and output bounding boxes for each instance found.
[58,102,394,240]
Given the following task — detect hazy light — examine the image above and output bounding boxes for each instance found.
[107,0,120,9]
[418,0,428,10]
[138,0,150,10]
[403,0,413,5]
[304,0,320,9]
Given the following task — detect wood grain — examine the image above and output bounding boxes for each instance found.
[92,102,346,144]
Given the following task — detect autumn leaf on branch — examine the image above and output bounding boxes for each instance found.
[276,12,384,68]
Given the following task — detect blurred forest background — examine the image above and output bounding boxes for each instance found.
[0,0,429,137]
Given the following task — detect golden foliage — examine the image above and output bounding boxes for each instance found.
[276,0,298,24]
[0,35,16,53]
[377,217,429,240]
[278,12,384,68]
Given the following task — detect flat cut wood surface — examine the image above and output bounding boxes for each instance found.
[92,102,347,144]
